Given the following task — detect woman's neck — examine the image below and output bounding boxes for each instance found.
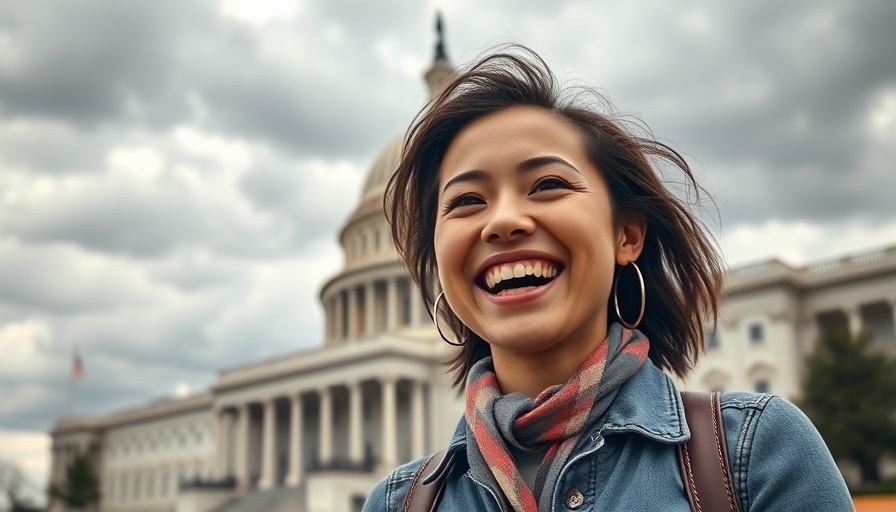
[490,336,604,398]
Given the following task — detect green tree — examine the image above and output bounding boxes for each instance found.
[48,454,101,511]
[798,328,896,484]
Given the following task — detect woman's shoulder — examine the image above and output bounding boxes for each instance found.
[717,391,830,451]
[716,392,853,511]
[361,455,434,512]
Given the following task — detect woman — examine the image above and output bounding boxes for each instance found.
[364,47,852,511]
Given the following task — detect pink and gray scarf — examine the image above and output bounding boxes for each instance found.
[465,323,650,512]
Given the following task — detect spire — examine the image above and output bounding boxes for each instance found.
[434,11,448,62]
[425,11,455,98]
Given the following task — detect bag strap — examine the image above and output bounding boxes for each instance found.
[402,449,453,512]
[678,391,742,512]
[403,391,742,512]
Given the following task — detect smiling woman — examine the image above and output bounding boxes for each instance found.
[366,46,852,512]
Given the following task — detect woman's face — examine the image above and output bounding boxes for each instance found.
[433,106,643,361]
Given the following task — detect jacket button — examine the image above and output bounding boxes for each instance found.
[564,488,585,509]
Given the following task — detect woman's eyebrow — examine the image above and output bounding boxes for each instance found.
[442,169,488,194]
[518,155,580,174]
[441,155,580,195]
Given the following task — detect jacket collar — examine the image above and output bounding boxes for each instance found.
[428,359,689,482]
[598,359,690,443]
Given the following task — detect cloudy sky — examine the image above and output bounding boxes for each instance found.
[1,0,895,501]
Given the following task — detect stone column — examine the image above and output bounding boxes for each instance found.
[381,375,397,469]
[214,409,228,479]
[334,292,344,342]
[387,277,398,331]
[285,393,303,487]
[365,282,376,335]
[846,305,863,337]
[331,297,339,342]
[234,403,250,489]
[348,381,364,464]
[347,287,358,341]
[410,290,422,328]
[258,398,276,490]
[411,380,426,459]
[802,313,820,354]
[323,297,332,343]
[318,387,333,465]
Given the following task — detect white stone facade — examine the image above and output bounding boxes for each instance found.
[688,248,896,400]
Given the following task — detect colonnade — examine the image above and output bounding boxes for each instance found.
[805,298,896,350]
[216,375,429,490]
[324,275,427,343]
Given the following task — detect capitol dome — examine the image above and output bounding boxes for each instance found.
[318,29,455,346]
[360,135,403,208]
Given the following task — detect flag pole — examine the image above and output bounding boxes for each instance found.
[68,345,83,416]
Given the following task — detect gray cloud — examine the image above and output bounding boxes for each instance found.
[0,0,209,125]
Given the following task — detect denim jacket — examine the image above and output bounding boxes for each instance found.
[363,361,853,511]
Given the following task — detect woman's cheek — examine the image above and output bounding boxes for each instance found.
[434,225,477,327]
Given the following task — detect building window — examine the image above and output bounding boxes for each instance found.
[748,323,763,343]
[147,473,155,498]
[755,380,770,393]
[133,474,141,500]
[706,330,720,349]
[120,475,128,503]
[160,471,168,497]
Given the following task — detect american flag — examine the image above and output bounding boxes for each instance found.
[72,350,84,380]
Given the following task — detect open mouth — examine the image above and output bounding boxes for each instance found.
[477,259,564,297]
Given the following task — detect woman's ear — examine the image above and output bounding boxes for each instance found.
[615,218,647,265]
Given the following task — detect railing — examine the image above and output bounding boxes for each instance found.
[179,476,237,491]
[808,260,841,275]
[732,262,769,277]
[808,248,893,276]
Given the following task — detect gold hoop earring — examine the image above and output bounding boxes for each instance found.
[433,292,465,346]
[614,261,645,329]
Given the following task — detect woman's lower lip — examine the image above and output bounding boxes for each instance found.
[477,275,558,306]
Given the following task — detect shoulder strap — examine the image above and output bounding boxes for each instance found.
[678,391,742,512]
[402,449,452,512]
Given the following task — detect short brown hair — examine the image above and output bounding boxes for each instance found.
[386,46,723,389]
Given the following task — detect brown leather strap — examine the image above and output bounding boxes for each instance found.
[678,391,742,512]
[402,449,452,512]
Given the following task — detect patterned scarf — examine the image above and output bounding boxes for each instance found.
[465,323,650,512]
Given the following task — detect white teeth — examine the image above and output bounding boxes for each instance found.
[482,259,560,291]
[501,267,513,280]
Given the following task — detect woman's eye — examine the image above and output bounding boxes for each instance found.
[442,194,483,214]
[533,177,570,193]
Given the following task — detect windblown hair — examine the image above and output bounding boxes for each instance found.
[386,46,724,389]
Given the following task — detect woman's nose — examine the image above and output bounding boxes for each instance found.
[481,199,536,242]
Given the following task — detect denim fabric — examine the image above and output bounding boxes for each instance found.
[362,361,854,512]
